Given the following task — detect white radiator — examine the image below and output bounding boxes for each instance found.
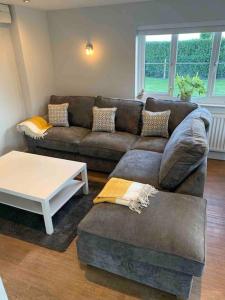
[208,113,225,152]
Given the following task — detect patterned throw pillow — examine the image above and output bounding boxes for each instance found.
[141,110,171,138]
[48,103,69,127]
[92,106,117,133]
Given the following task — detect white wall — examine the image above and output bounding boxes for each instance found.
[12,6,55,116]
[0,25,26,155]
[0,6,55,155]
[47,0,225,98]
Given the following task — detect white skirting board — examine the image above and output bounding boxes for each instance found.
[208,151,225,161]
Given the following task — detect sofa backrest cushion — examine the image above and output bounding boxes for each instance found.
[96,96,144,135]
[184,107,212,132]
[159,116,209,191]
[145,98,198,134]
[50,95,96,129]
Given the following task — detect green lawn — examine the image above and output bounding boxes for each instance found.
[144,77,225,97]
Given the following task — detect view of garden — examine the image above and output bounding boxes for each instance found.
[144,32,225,97]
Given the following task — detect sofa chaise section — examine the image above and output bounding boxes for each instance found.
[77,192,206,299]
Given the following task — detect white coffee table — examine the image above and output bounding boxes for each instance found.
[0,151,89,235]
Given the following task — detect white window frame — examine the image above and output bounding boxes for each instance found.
[135,22,225,104]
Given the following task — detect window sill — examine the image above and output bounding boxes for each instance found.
[142,93,225,107]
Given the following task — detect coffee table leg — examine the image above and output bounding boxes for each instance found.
[81,167,89,195]
[41,200,54,235]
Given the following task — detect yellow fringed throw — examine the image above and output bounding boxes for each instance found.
[94,177,158,214]
[17,116,52,139]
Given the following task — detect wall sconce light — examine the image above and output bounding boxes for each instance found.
[86,42,94,56]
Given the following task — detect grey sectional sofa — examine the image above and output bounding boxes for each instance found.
[25,95,211,299]
[26,95,211,198]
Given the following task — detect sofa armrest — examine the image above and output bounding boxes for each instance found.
[175,158,207,197]
[24,135,38,153]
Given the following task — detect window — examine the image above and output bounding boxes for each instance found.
[137,29,225,101]
[144,34,171,93]
[175,33,213,97]
[214,32,225,96]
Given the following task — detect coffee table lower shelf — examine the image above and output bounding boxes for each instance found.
[0,179,86,235]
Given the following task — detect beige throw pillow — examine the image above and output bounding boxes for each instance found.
[141,110,171,138]
[48,103,69,127]
[92,106,117,133]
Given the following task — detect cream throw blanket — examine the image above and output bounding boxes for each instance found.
[94,177,158,214]
[17,116,52,139]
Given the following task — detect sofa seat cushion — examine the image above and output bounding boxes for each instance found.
[110,150,162,188]
[79,132,138,161]
[33,126,90,153]
[132,137,168,153]
[78,192,206,276]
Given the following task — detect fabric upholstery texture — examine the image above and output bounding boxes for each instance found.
[159,117,209,190]
[79,132,138,161]
[175,158,207,197]
[48,103,69,127]
[110,150,162,188]
[77,232,193,299]
[132,137,168,153]
[26,144,117,173]
[50,95,96,129]
[92,106,117,133]
[145,98,198,133]
[185,107,212,131]
[141,110,170,138]
[78,192,206,276]
[25,96,209,198]
[29,126,90,153]
[96,96,143,134]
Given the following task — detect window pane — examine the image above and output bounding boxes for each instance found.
[144,34,171,93]
[214,32,225,96]
[174,32,213,97]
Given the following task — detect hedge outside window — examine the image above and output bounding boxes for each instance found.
[145,34,171,94]
[215,32,225,96]
[139,31,225,101]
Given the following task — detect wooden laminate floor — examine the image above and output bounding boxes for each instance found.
[0,159,224,300]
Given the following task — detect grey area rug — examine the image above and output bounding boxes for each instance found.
[0,182,103,252]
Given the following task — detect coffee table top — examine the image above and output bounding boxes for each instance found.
[0,151,86,201]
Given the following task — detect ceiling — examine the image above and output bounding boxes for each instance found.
[0,0,151,10]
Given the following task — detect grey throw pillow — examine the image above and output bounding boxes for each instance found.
[48,103,69,127]
[141,110,170,138]
[159,117,209,190]
[92,106,117,133]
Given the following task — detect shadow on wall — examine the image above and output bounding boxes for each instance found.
[1,126,25,156]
